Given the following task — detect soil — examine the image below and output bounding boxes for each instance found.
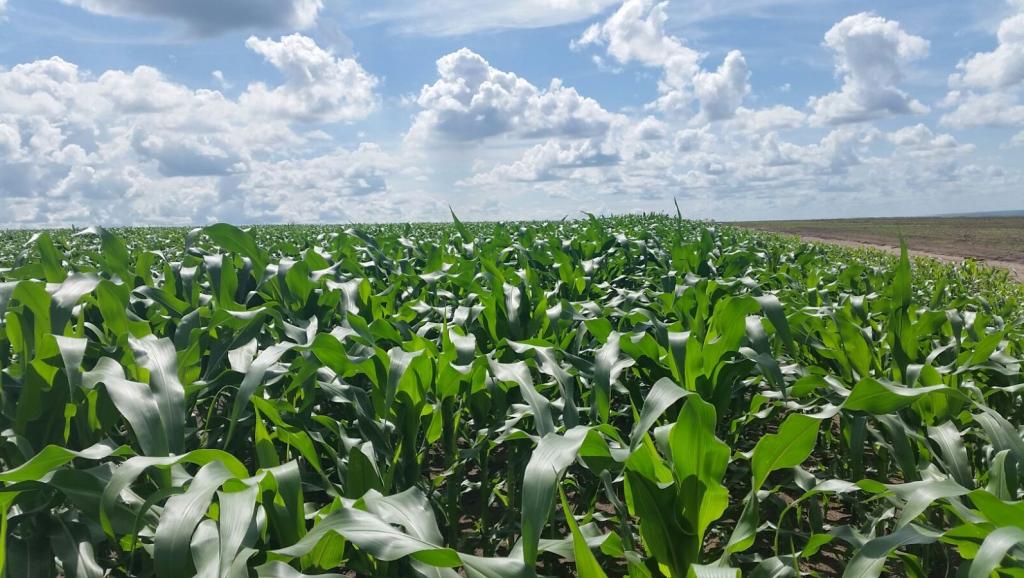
[732,217,1024,281]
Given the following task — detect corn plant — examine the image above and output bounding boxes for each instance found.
[0,214,1022,577]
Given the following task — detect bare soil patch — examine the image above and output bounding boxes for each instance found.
[733,217,1024,281]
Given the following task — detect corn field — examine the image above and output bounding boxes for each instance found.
[1,214,1023,577]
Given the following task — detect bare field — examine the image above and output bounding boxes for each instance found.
[733,217,1024,279]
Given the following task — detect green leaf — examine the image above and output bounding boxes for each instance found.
[154,461,238,578]
[50,519,105,578]
[843,378,960,414]
[204,224,268,282]
[670,396,730,540]
[842,525,939,578]
[0,441,129,483]
[630,377,691,452]
[274,506,461,567]
[560,487,609,578]
[33,232,66,283]
[751,413,820,490]
[225,343,297,445]
[968,526,1024,578]
[130,335,187,453]
[256,561,349,578]
[521,426,593,566]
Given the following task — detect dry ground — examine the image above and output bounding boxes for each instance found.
[732,217,1024,281]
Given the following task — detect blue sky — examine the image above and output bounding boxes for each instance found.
[1,0,1022,226]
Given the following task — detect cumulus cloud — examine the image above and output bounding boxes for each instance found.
[58,0,323,35]
[225,143,401,223]
[242,34,379,124]
[460,138,620,185]
[408,48,617,143]
[886,124,964,152]
[574,0,700,72]
[728,106,807,133]
[942,2,1024,134]
[809,12,930,125]
[131,129,248,177]
[460,110,996,221]
[955,12,1024,90]
[941,91,1024,128]
[1,2,1011,224]
[0,36,390,227]
[573,0,750,119]
[694,51,751,121]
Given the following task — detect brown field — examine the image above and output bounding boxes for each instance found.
[732,217,1024,280]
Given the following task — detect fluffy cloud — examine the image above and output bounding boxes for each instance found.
[131,129,248,177]
[574,0,700,73]
[0,0,7,17]
[242,34,379,124]
[942,2,1024,134]
[408,48,618,143]
[809,13,930,125]
[363,0,621,36]
[887,124,962,150]
[451,9,987,216]
[58,0,323,35]
[955,12,1024,90]
[1,2,1014,224]
[940,91,1024,128]
[460,138,620,184]
[224,143,405,223]
[694,51,751,121]
[457,112,997,221]
[573,0,749,119]
[727,106,807,133]
[0,36,391,227]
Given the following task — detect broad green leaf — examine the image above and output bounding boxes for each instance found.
[751,413,820,490]
[560,487,609,578]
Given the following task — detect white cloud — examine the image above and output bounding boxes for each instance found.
[573,0,749,118]
[574,0,700,72]
[728,106,807,132]
[633,116,669,140]
[693,50,751,121]
[58,0,323,35]
[0,37,391,227]
[574,0,699,101]
[955,12,1024,90]
[942,2,1024,130]
[1,2,1013,224]
[363,0,621,36]
[886,124,965,152]
[226,143,403,223]
[212,70,232,90]
[460,138,620,184]
[131,129,248,177]
[0,120,18,158]
[457,112,999,221]
[940,91,1024,128]
[809,12,930,125]
[0,0,7,18]
[408,48,617,143]
[242,34,379,124]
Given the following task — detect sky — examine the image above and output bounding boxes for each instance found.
[0,0,1023,226]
